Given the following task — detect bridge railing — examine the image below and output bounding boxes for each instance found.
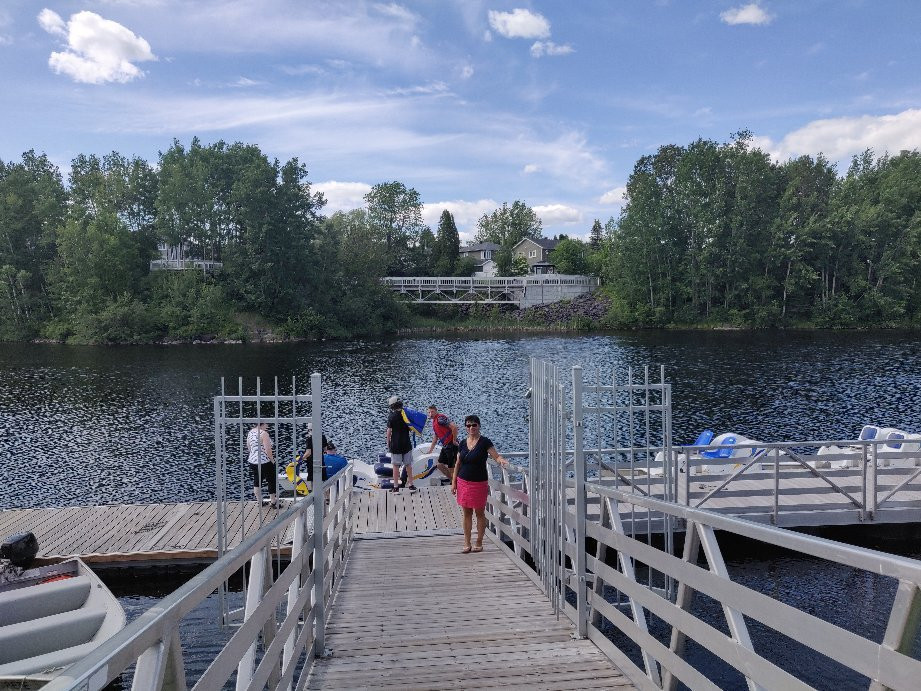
[485,458,921,690]
[46,466,354,691]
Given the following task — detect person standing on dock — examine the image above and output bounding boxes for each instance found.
[453,414,509,553]
[427,404,458,483]
[387,395,417,493]
[247,421,277,508]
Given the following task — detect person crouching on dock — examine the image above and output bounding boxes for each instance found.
[453,415,508,553]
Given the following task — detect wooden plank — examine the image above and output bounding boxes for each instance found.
[306,534,632,690]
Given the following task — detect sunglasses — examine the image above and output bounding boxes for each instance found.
[465,422,479,427]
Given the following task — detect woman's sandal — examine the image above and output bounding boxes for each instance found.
[471,544,483,553]
[461,545,472,554]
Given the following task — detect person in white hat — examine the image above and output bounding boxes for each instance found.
[386,395,416,493]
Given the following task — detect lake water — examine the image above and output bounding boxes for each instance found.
[2,331,920,688]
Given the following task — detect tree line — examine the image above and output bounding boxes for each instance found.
[596,134,921,327]
[1,134,919,343]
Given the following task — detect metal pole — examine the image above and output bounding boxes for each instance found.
[311,372,326,657]
[572,365,587,637]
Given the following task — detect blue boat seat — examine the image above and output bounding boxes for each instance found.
[691,429,714,447]
[859,425,879,441]
[701,434,735,458]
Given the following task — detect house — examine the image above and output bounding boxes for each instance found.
[512,237,559,274]
[459,241,500,277]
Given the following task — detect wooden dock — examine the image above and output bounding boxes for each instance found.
[4,463,919,566]
[307,534,632,690]
[0,487,464,565]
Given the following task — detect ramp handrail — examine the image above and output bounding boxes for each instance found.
[485,456,921,690]
[46,466,354,691]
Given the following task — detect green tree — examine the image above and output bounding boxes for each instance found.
[588,219,603,250]
[222,156,325,317]
[432,210,460,275]
[474,201,542,248]
[550,237,588,275]
[0,151,67,337]
[364,181,426,276]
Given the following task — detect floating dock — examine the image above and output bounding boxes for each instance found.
[0,487,463,565]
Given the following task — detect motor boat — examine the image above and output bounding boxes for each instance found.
[0,533,127,688]
[816,425,921,469]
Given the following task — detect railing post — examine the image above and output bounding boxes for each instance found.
[236,547,267,690]
[311,372,327,658]
[282,509,306,689]
[572,365,588,638]
[773,448,780,525]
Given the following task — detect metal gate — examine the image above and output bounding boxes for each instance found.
[526,358,675,625]
[213,374,328,625]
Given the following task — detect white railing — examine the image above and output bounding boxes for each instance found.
[383,275,598,289]
[45,466,354,691]
[483,358,921,690]
[150,259,223,272]
[485,456,921,690]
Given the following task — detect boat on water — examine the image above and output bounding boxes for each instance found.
[816,425,921,468]
[0,534,127,689]
[278,444,446,493]
[649,430,766,476]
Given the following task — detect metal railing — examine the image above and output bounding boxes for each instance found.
[483,358,921,690]
[150,259,223,272]
[45,466,354,691]
[486,455,921,690]
[381,275,598,305]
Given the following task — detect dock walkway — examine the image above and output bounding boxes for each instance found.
[308,533,632,689]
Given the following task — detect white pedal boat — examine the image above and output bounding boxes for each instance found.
[0,557,127,687]
[278,445,446,494]
[651,431,766,476]
[816,425,921,469]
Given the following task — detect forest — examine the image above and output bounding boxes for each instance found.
[0,134,919,343]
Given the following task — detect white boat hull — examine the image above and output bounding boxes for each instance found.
[0,557,127,686]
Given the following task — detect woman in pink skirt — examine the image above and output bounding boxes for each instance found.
[452,415,509,553]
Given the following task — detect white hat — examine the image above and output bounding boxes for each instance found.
[387,395,401,406]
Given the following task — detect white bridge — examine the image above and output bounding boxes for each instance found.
[383,275,598,307]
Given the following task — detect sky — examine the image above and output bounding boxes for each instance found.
[2,1,920,241]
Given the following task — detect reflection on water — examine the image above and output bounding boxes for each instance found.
[3,332,921,688]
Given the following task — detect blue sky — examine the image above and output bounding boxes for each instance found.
[2,1,920,241]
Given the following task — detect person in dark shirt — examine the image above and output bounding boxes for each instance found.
[452,414,508,553]
[387,395,416,493]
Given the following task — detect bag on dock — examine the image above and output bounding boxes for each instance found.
[0,531,38,567]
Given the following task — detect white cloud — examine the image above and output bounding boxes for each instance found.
[488,9,550,39]
[523,163,540,174]
[232,77,262,88]
[38,9,156,84]
[530,41,574,58]
[374,3,418,25]
[599,186,627,205]
[37,8,66,36]
[534,204,581,225]
[386,81,450,96]
[314,181,372,213]
[720,3,773,26]
[754,109,921,162]
[460,64,474,79]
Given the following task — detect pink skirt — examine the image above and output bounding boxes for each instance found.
[456,478,489,510]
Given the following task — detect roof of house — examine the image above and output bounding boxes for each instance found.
[459,242,501,253]
[513,237,559,251]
